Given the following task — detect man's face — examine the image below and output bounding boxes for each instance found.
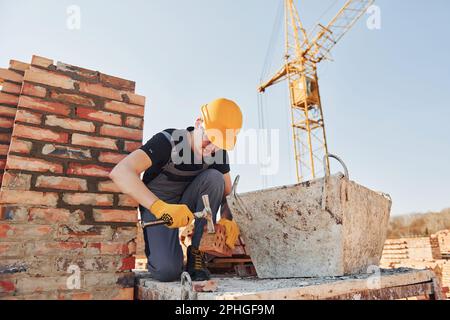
[192,119,220,159]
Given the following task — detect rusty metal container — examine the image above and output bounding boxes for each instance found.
[227,170,392,278]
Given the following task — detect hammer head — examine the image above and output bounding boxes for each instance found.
[201,195,215,234]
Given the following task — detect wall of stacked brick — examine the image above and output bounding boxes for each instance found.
[0,55,145,300]
[380,230,450,299]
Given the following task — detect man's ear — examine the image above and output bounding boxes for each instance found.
[194,117,202,129]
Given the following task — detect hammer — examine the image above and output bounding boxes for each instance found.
[141,195,215,234]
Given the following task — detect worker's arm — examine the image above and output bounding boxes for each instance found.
[110,149,194,228]
[109,149,159,211]
[220,172,233,220]
[219,172,240,248]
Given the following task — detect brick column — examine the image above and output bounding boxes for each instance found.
[0,60,30,185]
[0,55,145,300]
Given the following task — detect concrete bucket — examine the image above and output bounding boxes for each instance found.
[226,156,392,278]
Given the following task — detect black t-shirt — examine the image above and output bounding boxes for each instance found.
[139,127,230,185]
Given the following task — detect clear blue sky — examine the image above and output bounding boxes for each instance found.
[1,0,449,216]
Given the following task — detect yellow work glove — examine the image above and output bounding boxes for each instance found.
[218,218,240,250]
[150,200,194,229]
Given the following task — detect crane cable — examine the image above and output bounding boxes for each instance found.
[258,0,284,188]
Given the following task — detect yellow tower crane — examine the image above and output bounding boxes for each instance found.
[259,0,374,183]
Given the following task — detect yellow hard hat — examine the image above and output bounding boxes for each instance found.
[201,98,243,151]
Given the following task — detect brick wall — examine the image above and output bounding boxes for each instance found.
[0,60,30,184]
[380,233,449,299]
[381,236,442,266]
[436,230,450,255]
[0,55,145,300]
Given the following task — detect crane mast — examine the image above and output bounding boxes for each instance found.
[259,0,374,183]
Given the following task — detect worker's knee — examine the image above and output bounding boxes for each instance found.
[150,262,183,282]
[199,169,224,189]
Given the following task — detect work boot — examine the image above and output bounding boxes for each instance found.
[186,245,211,281]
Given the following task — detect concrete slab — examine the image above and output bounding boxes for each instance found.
[226,174,392,278]
[135,269,441,300]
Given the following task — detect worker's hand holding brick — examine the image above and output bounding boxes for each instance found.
[150,200,194,229]
[218,218,240,249]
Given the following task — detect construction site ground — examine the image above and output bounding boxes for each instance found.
[135,268,444,300]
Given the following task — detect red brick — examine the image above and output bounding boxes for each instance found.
[9,138,33,154]
[18,95,71,116]
[98,180,121,193]
[93,209,138,223]
[45,115,95,133]
[125,116,143,129]
[124,141,142,152]
[110,226,136,242]
[35,176,88,191]
[41,144,92,161]
[100,73,136,92]
[0,190,58,206]
[6,155,63,174]
[119,256,136,271]
[1,172,32,190]
[28,208,72,224]
[0,92,19,105]
[21,83,47,98]
[15,276,68,294]
[71,133,118,150]
[79,82,122,100]
[50,92,94,106]
[0,144,9,156]
[112,288,134,300]
[55,256,119,272]
[98,242,130,255]
[0,116,14,128]
[63,193,113,206]
[0,145,7,156]
[9,60,30,72]
[56,224,113,242]
[67,163,112,177]
[59,292,93,300]
[0,133,11,143]
[25,241,87,255]
[100,124,142,141]
[31,55,53,68]
[98,152,127,164]
[0,280,16,293]
[128,240,137,255]
[15,109,42,125]
[76,107,122,125]
[13,123,68,143]
[0,159,6,170]
[1,82,21,94]
[124,92,146,106]
[0,223,53,239]
[0,206,28,222]
[104,100,144,117]
[0,242,24,257]
[118,195,139,207]
[199,224,233,257]
[24,67,75,90]
[0,68,23,83]
[56,62,98,81]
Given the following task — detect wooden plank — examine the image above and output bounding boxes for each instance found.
[212,258,252,264]
[215,270,435,300]
[327,283,434,300]
[431,275,445,300]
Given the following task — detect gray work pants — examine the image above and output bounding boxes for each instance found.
[140,169,224,282]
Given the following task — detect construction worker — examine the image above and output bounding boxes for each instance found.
[110,98,243,282]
